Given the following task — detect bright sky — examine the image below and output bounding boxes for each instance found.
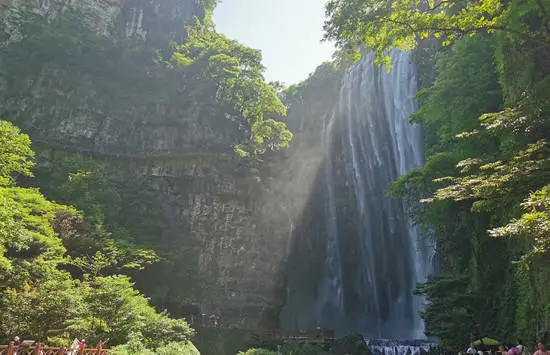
[212,0,335,86]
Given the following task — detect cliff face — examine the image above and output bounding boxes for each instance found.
[0,0,291,328]
[4,64,241,156]
[123,154,291,327]
[3,0,204,44]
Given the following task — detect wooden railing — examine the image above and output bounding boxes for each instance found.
[0,343,111,355]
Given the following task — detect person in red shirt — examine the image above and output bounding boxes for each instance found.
[534,343,548,355]
[78,339,86,350]
[96,340,105,350]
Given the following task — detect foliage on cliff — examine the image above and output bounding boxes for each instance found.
[284,61,343,105]
[171,21,293,157]
[197,0,219,19]
[0,121,34,187]
[0,120,195,349]
[324,0,550,349]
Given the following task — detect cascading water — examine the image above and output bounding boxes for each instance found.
[281,51,435,342]
[338,50,433,339]
[315,111,345,321]
[367,339,442,355]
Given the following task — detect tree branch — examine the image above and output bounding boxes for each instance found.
[427,0,452,12]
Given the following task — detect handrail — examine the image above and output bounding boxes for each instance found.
[0,343,112,355]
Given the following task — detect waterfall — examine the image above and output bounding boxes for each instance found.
[281,51,434,340]
[336,50,433,338]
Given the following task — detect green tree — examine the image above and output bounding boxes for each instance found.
[0,121,34,186]
[414,276,480,349]
[323,0,550,65]
[110,338,200,355]
[32,152,161,276]
[72,275,193,346]
[490,185,550,258]
[0,120,82,341]
[171,21,293,157]
[0,121,194,345]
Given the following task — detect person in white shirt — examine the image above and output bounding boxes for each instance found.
[467,343,478,355]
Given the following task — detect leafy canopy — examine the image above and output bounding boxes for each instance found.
[0,121,66,271]
[0,121,34,186]
[489,185,550,261]
[171,21,293,157]
[426,108,550,261]
[324,0,550,65]
[414,275,484,350]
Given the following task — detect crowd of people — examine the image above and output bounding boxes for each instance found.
[466,342,549,355]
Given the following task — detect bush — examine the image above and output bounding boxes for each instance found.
[239,343,331,355]
[238,349,277,355]
[155,341,200,355]
[111,339,154,355]
[282,343,330,354]
[331,333,370,355]
[112,339,200,355]
[194,328,259,355]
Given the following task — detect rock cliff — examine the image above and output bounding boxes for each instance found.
[2,0,204,44]
[0,0,292,328]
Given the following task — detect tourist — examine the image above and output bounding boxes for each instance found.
[209,313,217,327]
[13,336,21,354]
[534,343,548,355]
[69,338,80,354]
[78,339,86,350]
[509,344,525,355]
[467,343,478,355]
[499,344,509,355]
[315,326,322,338]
